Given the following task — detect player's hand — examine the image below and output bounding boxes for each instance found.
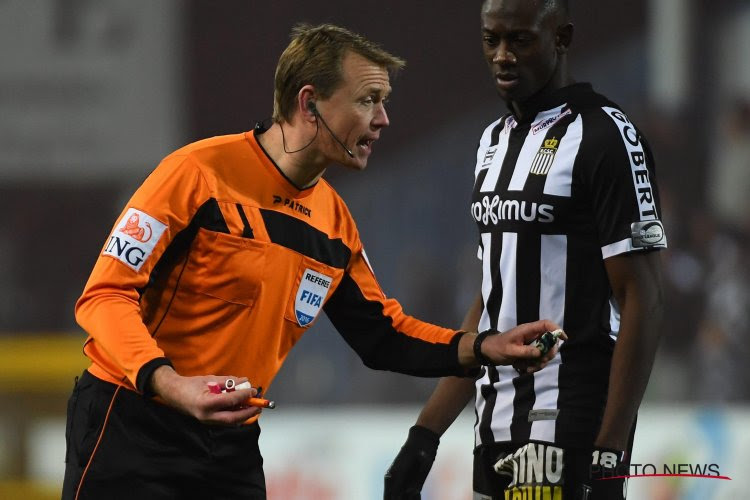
[481,320,565,372]
[150,366,261,425]
[384,425,440,499]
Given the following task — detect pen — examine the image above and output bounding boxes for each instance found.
[246,397,276,409]
[207,381,275,408]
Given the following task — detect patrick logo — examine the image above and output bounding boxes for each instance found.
[119,213,152,242]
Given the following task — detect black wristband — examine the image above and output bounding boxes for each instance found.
[407,425,441,450]
[473,329,497,366]
[136,357,174,397]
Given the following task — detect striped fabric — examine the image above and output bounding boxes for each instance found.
[469,83,667,449]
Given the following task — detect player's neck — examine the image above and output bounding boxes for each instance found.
[511,66,574,122]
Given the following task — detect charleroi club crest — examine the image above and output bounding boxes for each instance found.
[530,137,559,176]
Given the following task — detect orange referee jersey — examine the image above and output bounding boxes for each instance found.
[76,129,465,405]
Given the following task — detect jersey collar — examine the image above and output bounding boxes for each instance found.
[509,83,593,124]
[246,126,317,199]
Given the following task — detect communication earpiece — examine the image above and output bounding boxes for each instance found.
[305,100,354,158]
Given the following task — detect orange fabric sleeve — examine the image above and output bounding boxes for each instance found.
[75,155,211,389]
[324,236,466,377]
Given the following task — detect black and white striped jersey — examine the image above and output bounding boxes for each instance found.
[470,83,667,449]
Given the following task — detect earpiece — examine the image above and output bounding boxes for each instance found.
[303,99,354,158]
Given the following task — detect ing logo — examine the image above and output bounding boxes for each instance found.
[119,213,152,242]
[104,208,167,272]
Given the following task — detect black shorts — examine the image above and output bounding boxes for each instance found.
[473,439,633,500]
[62,370,266,500]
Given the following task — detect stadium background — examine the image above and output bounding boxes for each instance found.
[1,0,748,498]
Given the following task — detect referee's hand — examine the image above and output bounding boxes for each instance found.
[477,320,565,371]
[150,366,261,425]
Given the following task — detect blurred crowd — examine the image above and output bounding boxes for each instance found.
[658,97,750,402]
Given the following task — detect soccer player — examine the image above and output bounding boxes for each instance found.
[384,0,666,498]
[62,23,563,499]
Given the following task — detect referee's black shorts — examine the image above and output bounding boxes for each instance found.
[62,370,266,500]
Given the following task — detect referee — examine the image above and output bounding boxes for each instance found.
[384,0,666,498]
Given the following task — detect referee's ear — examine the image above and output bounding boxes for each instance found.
[555,23,574,54]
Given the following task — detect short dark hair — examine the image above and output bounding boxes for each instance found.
[482,0,571,23]
[543,0,570,20]
[272,23,405,123]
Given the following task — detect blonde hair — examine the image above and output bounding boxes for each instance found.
[272,23,405,123]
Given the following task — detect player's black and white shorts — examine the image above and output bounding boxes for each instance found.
[472,441,628,500]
